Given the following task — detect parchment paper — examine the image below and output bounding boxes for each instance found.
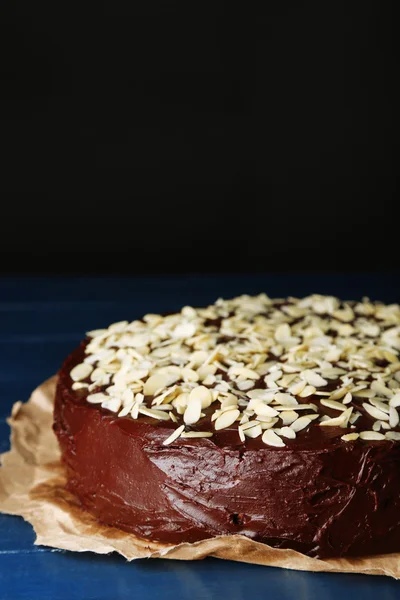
[1,377,399,578]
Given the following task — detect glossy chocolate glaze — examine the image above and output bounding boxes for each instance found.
[54,343,400,558]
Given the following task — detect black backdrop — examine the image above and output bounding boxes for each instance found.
[0,1,395,274]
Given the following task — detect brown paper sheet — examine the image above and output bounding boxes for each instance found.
[1,377,399,578]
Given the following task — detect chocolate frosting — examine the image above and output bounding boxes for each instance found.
[54,343,400,558]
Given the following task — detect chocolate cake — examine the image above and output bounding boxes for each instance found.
[53,294,400,558]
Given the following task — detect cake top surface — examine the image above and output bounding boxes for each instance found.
[66,294,400,448]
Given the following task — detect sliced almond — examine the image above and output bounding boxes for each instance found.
[352,389,375,399]
[274,404,316,411]
[279,426,296,439]
[139,407,171,421]
[320,399,346,412]
[329,386,352,401]
[299,385,317,398]
[389,406,399,428]
[253,403,279,418]
[70,363,93,382]
[280,410,299,425]
[86,392,108,404]
[262,429,285,447]
[188,386,213,409]
[386,431,400,441]
[319,407,352,427]
[341,433,359,442]
[181,431,213,438]
[183,397,202,425]
[72,382,88,390]
[90,367,107,382]
[342,392,352,405]
[236,380,255,391]
[247,389,275,402]
[118,402,135,417]
[215,409,240,430]
[143,374,172,396]
[275,323,291,342]
[243,424,263,438]
[389,393,400,408]
[369,398,390,413]
[300,370,328,387]
[290,416,311,432]
[86,329,108,338]
[108,320,129,332]
[273,392,298,406]
[306,413,320,421]
[363,402,390,422]
[101,397,122,413]
[173,322,196,339]
[163,425,185,445]
[197,364,217,380]
[359,431,385,440]
[181,367,199,383]
[266,369,282,382]
[288,380,306,395]
[230,366,260,380]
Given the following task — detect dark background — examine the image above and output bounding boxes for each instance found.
[0,1,395,275]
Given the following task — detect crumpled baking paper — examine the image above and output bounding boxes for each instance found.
[1,377,399,577]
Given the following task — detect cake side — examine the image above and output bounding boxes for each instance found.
[54,347,400,557]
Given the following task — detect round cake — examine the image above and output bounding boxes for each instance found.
[53,294,400,558]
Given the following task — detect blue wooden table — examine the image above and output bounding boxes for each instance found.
[1,275,399,599]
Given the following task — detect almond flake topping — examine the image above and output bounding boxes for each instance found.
[319,408,353,428]
[290,416,312,432]
[389,393,400,408]
[341,433,359,442]
[68,293,400,447]
[101,397,122,413]
[363,403,389,422]
[320,399,347,412]
[280,411,299,425]
[215,409,240,431]
[262,430,285,447]
[279,426,296,439]
[181,431,213,438]
[163,425,185,446]
[301,370,328,388]
[389,407,400,428]
[72,382,88,390]
[253,403,279,418]
[183,398,202,425]
[243,424,263,438]
[70,363,93,382]
[359,431,386,441]
[87,392,108,404]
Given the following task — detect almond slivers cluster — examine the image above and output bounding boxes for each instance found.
[69,294,400,448]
